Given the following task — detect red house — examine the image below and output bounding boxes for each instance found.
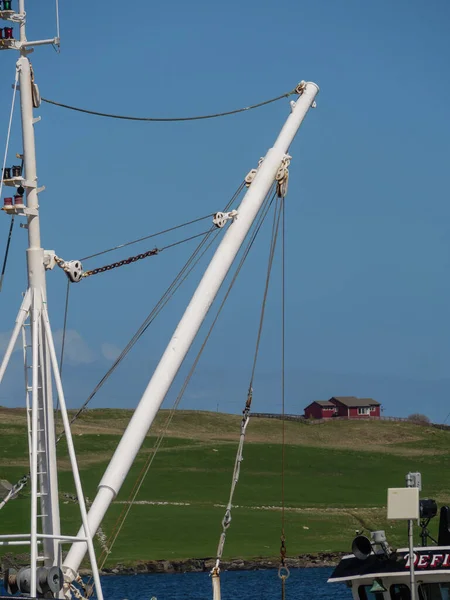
[304,396,381,420]
[303,400,337,419]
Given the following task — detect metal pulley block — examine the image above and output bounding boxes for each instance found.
[55,256,84,282]
[295,80,307,95]
[30,62,41,108]
[65,260,83,282]
[32,82,41,108]
[276,155,292,198]
[276,166,289,198]
[245,168,257,187]
[244,157,265,187]
[213,210,238,229]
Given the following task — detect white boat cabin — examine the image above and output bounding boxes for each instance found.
[329,547,450,599]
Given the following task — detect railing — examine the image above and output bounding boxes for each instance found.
[251,412,306,423]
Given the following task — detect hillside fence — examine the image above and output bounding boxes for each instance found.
[250,412,450,431]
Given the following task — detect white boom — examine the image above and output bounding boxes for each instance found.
[63,81,319,580]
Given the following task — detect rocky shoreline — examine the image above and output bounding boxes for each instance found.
[97,553,345,575]
[1,552,345,576]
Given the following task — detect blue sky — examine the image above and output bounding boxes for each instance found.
[0,0,449,422]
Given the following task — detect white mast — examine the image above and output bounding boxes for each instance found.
[16,0,61,574]
[0,3,104,599]
[63,81,319,579]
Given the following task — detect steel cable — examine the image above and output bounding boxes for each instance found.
[213,189,281,575]
[41,89,297,123]
[95,186,277,572]
[0,217,15,292]
[1,184,245,512]
[56,183,245,441]
[80,213,213,262]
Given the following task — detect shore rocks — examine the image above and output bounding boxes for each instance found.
[98,553,345,575]
[1,552,344,578]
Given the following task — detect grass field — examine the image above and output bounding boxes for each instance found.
[0,408,448,566]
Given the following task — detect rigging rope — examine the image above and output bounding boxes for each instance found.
[94,186,277,574]
[79,230,210,279]
[0,184,244,511]
[55,230,217,443]
[278,197,290,591]
[55,182,245,442]
[0,71,19,293]
[280,197,286,553]
[55,279,71,429]
[0,475,28,510]
[40,88,297,123]
[0,69,18,202]
[59,279,71,375]
[212,192,281,596]
[0,216,15,293]
[80,213,213,262]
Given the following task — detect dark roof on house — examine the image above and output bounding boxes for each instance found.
[315,401,335,407]
[359,397,381,406]
[331,396,380,407]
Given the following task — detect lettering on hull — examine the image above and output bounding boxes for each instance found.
[405,553,450,570]
[329,550,450,582]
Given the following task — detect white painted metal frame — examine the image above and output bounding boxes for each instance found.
[64,81,320,579]
[41,298,104,600]
[0,0,104,598]
[0,289,105,599]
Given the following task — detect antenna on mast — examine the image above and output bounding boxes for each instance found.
[0,1,102,599]
[55,0,60,50]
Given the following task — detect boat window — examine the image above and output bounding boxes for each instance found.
[358,585,385,600]
[391,584,411,599]
[419,583,450,600]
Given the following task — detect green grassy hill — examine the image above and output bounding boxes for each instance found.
[0,408,448,566]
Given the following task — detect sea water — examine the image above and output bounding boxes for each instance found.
[99,568,352,599]
[0,567,352,599]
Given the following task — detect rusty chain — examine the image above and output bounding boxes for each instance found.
[280,534,287,566]
[54,230,211,282]
[81,247,159,278]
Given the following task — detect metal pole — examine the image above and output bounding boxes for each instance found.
[41,302,104,600]
[63,81,319,578]
[0,290,30,384]
[16,0,62,569]
[29,293,39,599]
[409,519,416,600]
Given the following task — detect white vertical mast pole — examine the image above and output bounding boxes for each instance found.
[63,81,319,578]
[17,0,62,568]
[29,293,39,598]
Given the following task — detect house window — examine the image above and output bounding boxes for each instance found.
[370,406,376,412]
[358,407,370,415]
